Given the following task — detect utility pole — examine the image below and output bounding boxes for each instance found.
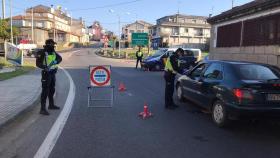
[2,0,5,19]
[31,7,34,43]
[10,0,13,43]
[232,0,234,8]
[118,15,121,58]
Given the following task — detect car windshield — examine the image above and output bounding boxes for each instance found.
[190,50,200,57]
[151,49,166,57]
[234,64,280,80]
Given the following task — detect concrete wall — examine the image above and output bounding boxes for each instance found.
[209,7,280,67]
[209,45,280,67]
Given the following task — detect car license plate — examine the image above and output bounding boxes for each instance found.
[267,94,280,101]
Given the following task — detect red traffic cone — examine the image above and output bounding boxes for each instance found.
[139,103,153,119]
[118,82,126,92]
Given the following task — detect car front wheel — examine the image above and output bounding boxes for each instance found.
[212,100,229,127]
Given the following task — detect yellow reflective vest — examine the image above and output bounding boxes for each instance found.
[137,51,143,57]
[164,57,180,74]
[44,52,58,70]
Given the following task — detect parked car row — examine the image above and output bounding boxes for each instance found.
[176,60,280,127]
[141,48,202,71]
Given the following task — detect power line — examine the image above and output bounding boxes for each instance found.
[68,0,143,12]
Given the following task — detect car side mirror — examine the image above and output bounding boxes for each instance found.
[183,69,191,76]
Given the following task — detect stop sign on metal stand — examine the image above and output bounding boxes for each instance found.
[88,65,114,108]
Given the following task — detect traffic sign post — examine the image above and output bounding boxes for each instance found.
[131,33,149,46]
[88,65,114,108]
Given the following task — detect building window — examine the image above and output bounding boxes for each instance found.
[216,22,242,47]
[277,18,280,42]
[192,20,196,23]
[172,28,179,35]
[185,28,188,33]
[243,14,278,46]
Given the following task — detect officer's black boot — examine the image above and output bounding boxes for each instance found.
[40,104,50,115]
[48,96,60,110]
[48,105,60,110]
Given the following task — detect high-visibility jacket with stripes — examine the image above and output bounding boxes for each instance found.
[136,51,143,58]
[165,57,180,74]
[44,52,58,70]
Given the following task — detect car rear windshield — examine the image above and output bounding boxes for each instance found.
[191,50,200,57]
[234,64,280,80]
[152,49,166,57]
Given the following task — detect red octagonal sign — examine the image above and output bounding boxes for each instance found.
[90,66,111,87]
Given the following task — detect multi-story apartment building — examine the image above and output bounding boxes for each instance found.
[151,14,211,49]
[88,21,104,41]
[12,5,88,47]
[70,18,89,43]
[122,20,153,42]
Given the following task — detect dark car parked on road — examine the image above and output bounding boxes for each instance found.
[141,48,198,71]
[176,60,280,127]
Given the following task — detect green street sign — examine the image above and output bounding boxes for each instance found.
[109,40,114,47]
[132,33,148,46]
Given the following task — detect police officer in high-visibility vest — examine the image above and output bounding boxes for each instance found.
[135,46,144,69]
[36,39,62,115]
[164,48,184,109]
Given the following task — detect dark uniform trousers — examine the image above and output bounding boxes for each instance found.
[136,57,142,69]
[164,71,176,107]
[41,70,56,110]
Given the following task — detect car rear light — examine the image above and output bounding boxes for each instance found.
[273,84,280,87]
[233,88,253,101]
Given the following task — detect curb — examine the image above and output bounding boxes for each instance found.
[94,51,136,63]
[0,84,41,131]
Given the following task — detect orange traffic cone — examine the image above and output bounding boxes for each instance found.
[118,82,126,92]
[139,102,153,119]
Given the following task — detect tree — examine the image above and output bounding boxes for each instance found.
[0,19,10,41]
[0,19,20,42]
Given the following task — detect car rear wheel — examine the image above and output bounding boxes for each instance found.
[176,83,185,102]
[212,100,229,127]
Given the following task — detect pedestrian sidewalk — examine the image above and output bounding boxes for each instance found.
[0,70,41,127]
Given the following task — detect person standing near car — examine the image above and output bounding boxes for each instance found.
[135,46,143,69]
[164,48,184,109]
[36,39,62,115]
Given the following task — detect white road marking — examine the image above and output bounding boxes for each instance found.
[127,92,133,96]
[34,67,76,158]
[67,50,81,58]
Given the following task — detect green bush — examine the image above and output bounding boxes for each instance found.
[0,57,12,68]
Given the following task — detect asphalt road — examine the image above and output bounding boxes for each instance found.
[49,48,280,158]
[1,48,280,158]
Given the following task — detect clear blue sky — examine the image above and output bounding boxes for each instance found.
[4,0,252,33]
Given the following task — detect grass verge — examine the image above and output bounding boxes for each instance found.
[0,58,36,81]
[0,66,35,81]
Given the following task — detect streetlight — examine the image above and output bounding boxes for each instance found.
[10,0,13,44]
[109,9,130,58]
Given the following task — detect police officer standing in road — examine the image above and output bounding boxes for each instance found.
[135,46,144,69]
[36,39,62,115]
[164,48,184,109]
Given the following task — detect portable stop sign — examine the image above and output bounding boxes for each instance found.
[88,65,114,108]
[90,65,111,87]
